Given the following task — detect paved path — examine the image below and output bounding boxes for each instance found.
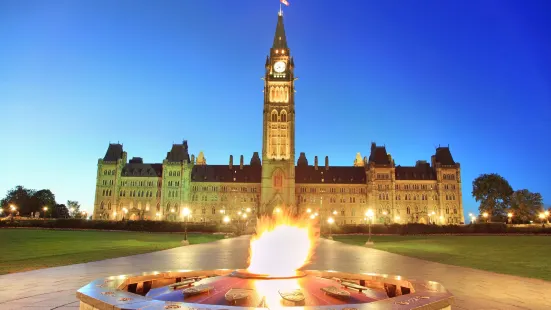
[1,236,550,309]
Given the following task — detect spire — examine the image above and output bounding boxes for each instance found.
[273,13,288,49]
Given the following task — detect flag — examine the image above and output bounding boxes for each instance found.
[281,0,289,6]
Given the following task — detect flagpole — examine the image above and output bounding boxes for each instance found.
[279,2,282,16]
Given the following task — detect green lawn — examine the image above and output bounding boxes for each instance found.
[0,229,224,274]
[333,235,551,281]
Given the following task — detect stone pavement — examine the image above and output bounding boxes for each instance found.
[1,236,550,309]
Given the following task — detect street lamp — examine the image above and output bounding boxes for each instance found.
[223,215,230,238]
[43,206,48,219]
[327,217,334,240]
[332,210,337,215]
[365,209,374,245]
[482,212,489,223]
[246,207,251,213]
[539,213,546,225]
[306,208,312,214]
[429,211,436,224]
[182,207,191,244]
[507,212,513,224]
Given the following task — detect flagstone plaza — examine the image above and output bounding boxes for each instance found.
[1,236,550,310]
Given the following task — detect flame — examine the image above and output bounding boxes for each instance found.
[247,209,318,277]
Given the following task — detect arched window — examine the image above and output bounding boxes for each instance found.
[100,202,104,210]
[281,111,287,122]
[156,203,160,212]
[108,202,111,210]
[407,207,411,214]
[271,111,278,122]
[166,203,170,212]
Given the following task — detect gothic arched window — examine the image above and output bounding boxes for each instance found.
[281,111,287,122]
[271,111,278,122]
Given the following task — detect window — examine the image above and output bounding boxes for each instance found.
[281,111,287,122]
[212,208,216,215]
[271,111,278,122]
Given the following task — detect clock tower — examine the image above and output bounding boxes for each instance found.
[260,11,296,215]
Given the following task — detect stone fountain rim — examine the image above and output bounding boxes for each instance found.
[76,269,454,310]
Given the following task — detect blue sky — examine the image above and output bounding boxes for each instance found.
[1,0,550,215]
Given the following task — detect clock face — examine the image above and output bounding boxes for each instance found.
[274,61,286,73]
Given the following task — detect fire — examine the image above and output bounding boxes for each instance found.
[247,209,318,277]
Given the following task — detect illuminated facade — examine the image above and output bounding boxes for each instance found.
[93,13,464,225]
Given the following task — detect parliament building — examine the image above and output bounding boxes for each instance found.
[93,13,465,225]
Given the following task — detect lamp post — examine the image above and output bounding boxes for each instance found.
[365,209,374,246]
[507,212,513,224]
[182,207,191,246]
[223,215,230,238]
[327,217,334,240]
[482,212,489,223]
[468,213,473,224]
[122,208,128,220]
[43,206,48,219]
[429,211,436,224]
[538,213,545,225]
[395,215,400,223]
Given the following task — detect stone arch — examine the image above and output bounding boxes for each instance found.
[272,169,285,189]
[280,110,287,122]
[271,110,278,122]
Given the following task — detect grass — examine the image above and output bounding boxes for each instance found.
[0,229,224,274]
[333,235,551,281]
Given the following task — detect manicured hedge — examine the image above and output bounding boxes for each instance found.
[322,223,551,235]
[0,219,224,233]
[2,219,550,234]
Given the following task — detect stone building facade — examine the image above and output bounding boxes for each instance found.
[93,13,464,225]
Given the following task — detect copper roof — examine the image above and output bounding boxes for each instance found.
[296,166,366,184]
[191,165,261,183]
[369,143,391,165]
[122,163,162,177]
[103,143,123,162]
[434,147,456,165]
[272,13,288,49]
[166,140,190,162]
[395,163,436,180]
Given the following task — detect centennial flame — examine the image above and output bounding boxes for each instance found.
[247,209,318,277]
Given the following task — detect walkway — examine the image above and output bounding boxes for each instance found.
[0,236,550,309]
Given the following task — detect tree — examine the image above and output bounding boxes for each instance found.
[31,189,57,216]
[509,189,543,223]
[0,186,35,216]
[52,204,69,218]
[472,173,513,218]
[67,200,81,218]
